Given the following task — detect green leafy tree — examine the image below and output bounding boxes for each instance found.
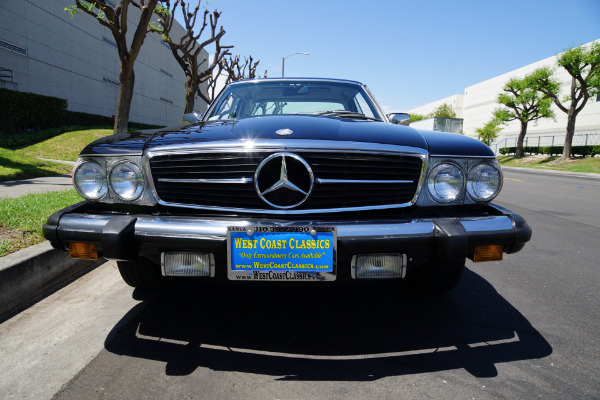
[409,113,427,123]
[475,120,503,146]
[531,42,600,162]
[493,74,554,158]
[66,0,161,133]
[430,103,456,118]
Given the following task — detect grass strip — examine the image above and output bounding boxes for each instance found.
[0,125,97,148]
[0,128,113,181]
[497,155,600,174]
[16,128,112,162]
[0,189,82,257]
[0,148,72,181]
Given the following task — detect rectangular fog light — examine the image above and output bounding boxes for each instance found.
[351,254,407,279]
[161,252,215,277]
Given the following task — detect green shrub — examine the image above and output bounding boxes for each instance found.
[61,110,159,131]
[0,88,67,133]
[1,88,162,139]
[0,125,89,148]
[409,113,427,123]
[539,146,560,156]
[499,145,600,157]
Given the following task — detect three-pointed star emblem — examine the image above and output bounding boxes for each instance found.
[260,155,308,196]
[254,153,314,209]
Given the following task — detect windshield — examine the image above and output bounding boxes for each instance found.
[204,80,383,121]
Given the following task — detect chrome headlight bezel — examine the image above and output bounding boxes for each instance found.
[73,160,107,200]
[109,161,145,201]
[417,157,502,207]
[466,162,503,202]
[72,156,156,205]
[427,162,465,204]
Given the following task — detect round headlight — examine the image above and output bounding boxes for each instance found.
[73,161,107,200]
[427,163,464,203]
[109,162,144,200]
[467,163,502,202]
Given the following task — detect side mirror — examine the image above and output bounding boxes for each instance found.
[387,112,410,126]
[182,112,201,124]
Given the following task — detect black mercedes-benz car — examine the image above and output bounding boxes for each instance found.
[43,78,531,292]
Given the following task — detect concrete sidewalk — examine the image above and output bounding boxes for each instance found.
[0,173,90,318]
[0,174,73,199]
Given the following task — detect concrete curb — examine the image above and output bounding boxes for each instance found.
[0,241,105,319]
[37,158,76,166]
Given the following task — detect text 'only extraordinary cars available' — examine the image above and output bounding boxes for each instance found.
[43,78,531,292]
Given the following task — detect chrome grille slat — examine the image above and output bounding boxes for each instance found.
[149,150,423,212]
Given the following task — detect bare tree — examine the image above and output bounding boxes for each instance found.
[66,0,161,133]
[156,1,232,113]
[222,54,260,82]
[205,54,260,102]
[205,55,227,103]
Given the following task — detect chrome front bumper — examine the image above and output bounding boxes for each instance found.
[43,203,531,271]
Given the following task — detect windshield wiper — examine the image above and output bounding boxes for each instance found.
[313,110,382,121]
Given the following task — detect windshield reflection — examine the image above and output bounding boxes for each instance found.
[205,80,383,121]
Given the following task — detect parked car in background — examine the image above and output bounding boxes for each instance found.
[43,78,531,292]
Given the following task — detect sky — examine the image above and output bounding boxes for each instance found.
[175,0,600,113]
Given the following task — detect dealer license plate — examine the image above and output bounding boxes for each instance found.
[227,226,336,281]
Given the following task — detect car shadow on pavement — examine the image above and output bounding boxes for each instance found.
[104,268,552,380]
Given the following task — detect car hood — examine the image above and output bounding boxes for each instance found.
[80,115,494,157]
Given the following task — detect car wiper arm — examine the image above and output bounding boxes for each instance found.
[313,110,381,121]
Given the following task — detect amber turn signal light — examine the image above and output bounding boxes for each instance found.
[473,245,504,262]
[69,242,98,261]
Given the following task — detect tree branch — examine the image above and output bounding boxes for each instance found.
[74,0,120,34]
[154,1,234,108]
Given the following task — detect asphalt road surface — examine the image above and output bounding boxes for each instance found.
[1,168,599,399]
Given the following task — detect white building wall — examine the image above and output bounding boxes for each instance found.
[407,39,600,148]
[0,0,208,127]
[408,94,464,118]
[463,41,600,140]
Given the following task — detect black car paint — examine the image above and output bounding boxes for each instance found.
[80,115,493,157]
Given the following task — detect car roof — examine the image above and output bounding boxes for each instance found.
[228,77,366,86]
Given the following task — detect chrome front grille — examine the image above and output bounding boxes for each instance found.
[148,150,424,213]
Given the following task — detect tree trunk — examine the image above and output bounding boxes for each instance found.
[115,66,135,134]
[184,92,195,114]
[184,75,196,114]
[561,107,577,162]
[515,120,528,159]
